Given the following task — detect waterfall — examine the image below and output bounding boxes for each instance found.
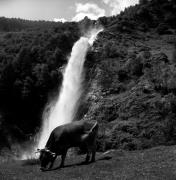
[20,28,102,159]
[38,37,89,149]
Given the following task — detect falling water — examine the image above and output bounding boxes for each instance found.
[19,28,102,159]
[38,37,89,149]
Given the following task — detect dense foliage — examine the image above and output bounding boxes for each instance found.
[0,21,80,148]
[0,0,176,151]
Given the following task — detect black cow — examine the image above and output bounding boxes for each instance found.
[37,120,98,170]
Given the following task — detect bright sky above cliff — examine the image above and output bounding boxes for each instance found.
[0,0,139,22]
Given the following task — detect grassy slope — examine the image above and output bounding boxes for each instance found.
[1,145,176,180]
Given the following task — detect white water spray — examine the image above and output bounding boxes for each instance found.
[20,28,103,159]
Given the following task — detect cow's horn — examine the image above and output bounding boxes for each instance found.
[47,149,56,156]
[51,152,56,156]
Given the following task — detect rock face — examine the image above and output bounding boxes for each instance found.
[81,28,176,151]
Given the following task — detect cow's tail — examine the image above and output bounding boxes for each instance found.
[89,121,98,135]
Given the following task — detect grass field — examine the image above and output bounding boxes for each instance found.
[1,145,176,180]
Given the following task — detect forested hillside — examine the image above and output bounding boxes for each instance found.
[0,0,176,152]
[0,21,81,149]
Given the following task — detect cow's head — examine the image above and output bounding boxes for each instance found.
[36,148,56,170]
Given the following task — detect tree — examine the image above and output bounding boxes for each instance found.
[13,47,32,78]
[32,63,50,90]
[21,76,33,99]
[139,0,149,5]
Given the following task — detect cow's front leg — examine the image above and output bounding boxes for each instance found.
[60,150,67,168]
[49,155,57,169]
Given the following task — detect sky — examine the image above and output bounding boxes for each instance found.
[0,0,139,22]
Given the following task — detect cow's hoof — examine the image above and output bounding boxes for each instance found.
[49,165,53,169]
[83,161,90,165]
[91,159,95,163]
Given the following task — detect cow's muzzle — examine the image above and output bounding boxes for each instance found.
[40,167,47,171]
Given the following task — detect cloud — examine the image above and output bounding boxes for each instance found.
[102,0,139,15]
[72,3,105,22]
[53,18,67,23]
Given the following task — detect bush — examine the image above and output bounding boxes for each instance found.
[123,57,143,77]
[156,23,171,35]
[172,44,176,64]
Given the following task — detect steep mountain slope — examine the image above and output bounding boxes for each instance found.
[81,0,176,151]
[84,32,176,151]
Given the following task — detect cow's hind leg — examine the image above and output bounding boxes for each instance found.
[91,147,96,162]
[90,140,97,162]
[85,148,91,163]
